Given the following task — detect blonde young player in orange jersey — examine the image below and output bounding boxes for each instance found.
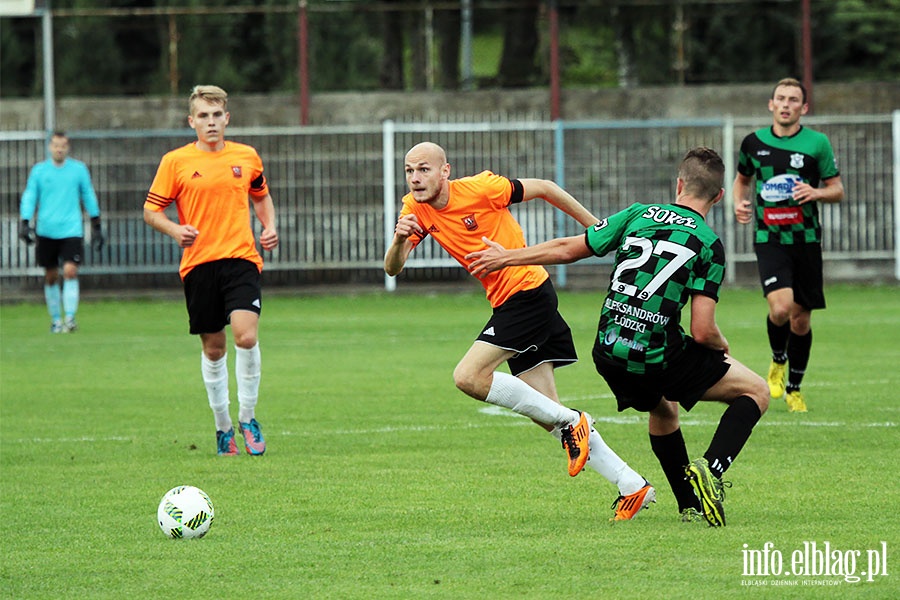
[144,85,278,456]
[385,142,655,520]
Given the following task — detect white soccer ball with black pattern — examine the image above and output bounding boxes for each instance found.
[157,486,215,539]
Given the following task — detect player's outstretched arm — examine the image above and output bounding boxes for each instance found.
[519,178,599,228]
[466,235,589,278]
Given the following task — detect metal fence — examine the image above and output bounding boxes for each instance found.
[2,114,897,291]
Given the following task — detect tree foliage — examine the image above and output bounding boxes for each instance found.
[1,1,898,98]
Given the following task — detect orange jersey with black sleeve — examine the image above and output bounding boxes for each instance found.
[145,141,269,280]
[400,170,549,308]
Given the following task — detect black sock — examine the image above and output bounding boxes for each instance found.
[650,429,701,512]
[767,317,790,363]
[786,330,812,392]
[704,396,762,479]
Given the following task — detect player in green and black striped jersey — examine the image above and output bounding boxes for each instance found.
[586,202,725,374]
[467,148,770,526]
[734,78,845,413]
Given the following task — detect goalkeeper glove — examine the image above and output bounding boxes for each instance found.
[19,220,36,245]
[91,217,105,251]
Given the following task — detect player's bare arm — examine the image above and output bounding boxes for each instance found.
[689,293,729,354]
[732,172,754,225]
[792,175,844,205]
[252,193,279,250]
[143,208,199,248]
[466,234,590,279]
[384,214,423,276]
[519,178,599,228]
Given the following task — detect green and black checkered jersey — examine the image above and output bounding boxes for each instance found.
[587,202,725,374]
[737,125,840,245]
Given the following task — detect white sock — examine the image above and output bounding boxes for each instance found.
[201,353,231,432]
[485,371,578,428]
[44,284,61,322]
[235,343,261,424]
[586,428,646,495]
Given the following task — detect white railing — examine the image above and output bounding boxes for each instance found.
[1,113,896,291]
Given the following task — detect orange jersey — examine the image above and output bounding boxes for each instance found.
[145,141,269,279]
[400,170,548,308]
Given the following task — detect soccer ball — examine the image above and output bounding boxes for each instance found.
[157,486,215,539]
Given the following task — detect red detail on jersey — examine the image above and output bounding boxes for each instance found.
[462,214,478,231]
[232,166,242,178]
[763,206,803,226]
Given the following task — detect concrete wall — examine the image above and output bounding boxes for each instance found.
[2,81,898,131]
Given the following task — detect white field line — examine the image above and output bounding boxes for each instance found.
[9,410,896,444]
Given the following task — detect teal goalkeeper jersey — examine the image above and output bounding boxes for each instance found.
[587,202,725,374]
[19,158,100,239]
[737,125,840,245]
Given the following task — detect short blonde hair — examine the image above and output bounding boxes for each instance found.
[772,77,806,104]
[189,85,228,114]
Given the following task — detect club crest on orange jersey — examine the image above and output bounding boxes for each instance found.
[462,214,478,231]
[232,166,242,178]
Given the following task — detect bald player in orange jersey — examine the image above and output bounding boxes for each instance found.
[144,85,278,457]
[385,142,655,521]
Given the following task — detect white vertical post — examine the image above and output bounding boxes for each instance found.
[893,110,900,280]
[41,6,56,134]
[723,115,736,284]
[425,6,434,91]
[461,0,473,90]
[383,120,397,291]
[553,120,567,287]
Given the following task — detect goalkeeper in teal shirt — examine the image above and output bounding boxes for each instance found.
[19,131,105,333]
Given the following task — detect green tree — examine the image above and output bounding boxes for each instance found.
[0,17,39,97]
[814,0,900,80]
[497,1,540,87]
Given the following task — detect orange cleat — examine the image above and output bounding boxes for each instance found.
[610,482,656,521]
[560,411,591,476]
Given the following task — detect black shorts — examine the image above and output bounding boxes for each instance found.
[36,237,83,269]
[183,258,262,335]
[476,278,577,376]
[754,242,825,310]
[593,338,730,412]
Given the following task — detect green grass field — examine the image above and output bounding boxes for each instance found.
[1,284,897,599]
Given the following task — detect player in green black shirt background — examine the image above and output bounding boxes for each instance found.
[467,148,769,527]
[733,78,845,413]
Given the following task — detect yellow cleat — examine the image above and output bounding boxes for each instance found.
[767,361,786,399]
[785,390,808,413]
[685,458,728,527]
[680,507,705,524]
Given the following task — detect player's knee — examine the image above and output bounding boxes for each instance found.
[769,304,791,324]
[452,364,474,395]
[790,313,811,334]
[232,331,258,350]
[452,363,487,400]
[203,347,226,361]
[750,376,770,414]
[648,401,680,435]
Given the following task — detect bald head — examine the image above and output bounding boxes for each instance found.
[404,142,451,207]
[405,142,447,166]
